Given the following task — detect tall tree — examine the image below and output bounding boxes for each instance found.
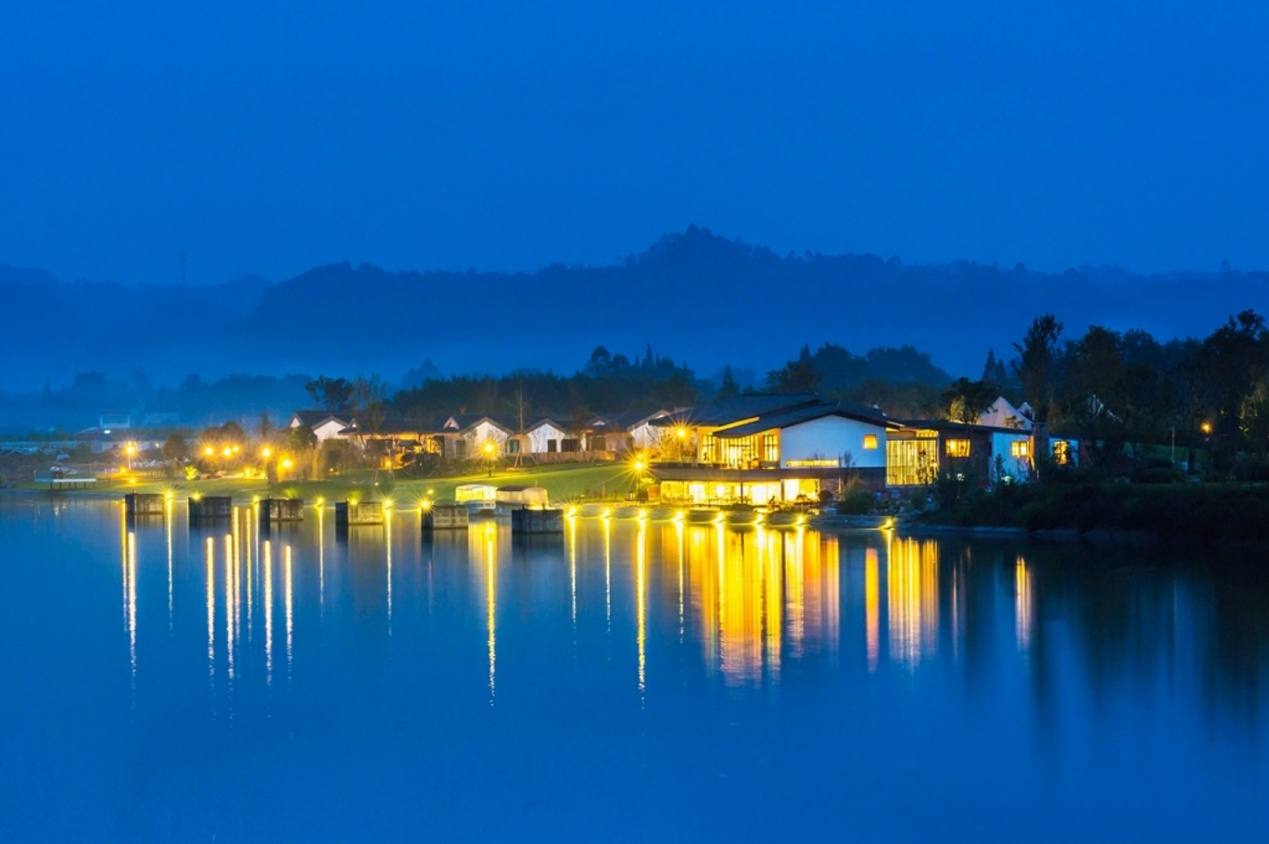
[305,376,354,413]
[1012,315,1063,423]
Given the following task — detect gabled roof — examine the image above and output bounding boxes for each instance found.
[586,409,670,431]
[525,417,570,434]
[714,401,900,439]
[291,409,351,428]
[651,393,822,428]
[440,414,516,435]
[896,419,1035,436]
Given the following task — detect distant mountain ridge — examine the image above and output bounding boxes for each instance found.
[2,225,1266,391]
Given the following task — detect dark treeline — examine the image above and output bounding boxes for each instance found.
[950,310,1269,476]
[3,225,1267,393]
[390,344,698,421]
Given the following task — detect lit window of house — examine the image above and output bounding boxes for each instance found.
[863,434,878,450]
[1053,440,1070,465]
[1011,440,1029,458]
[945,439,971,457]
[762,432,779,463]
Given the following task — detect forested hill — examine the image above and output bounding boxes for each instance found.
[2,226,1265,391]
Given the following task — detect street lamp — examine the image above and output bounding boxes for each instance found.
[483,441,495,477]
[125,442,137,473]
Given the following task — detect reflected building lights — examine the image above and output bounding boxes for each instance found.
[567,515,577,635]
[126,531,137,683]
[484,523,497,705]
[887,538,939,668]
[866,547,880,671]
[385,509,393,634]
[225,535,235,681]
[285,544,294,676]
[1016,555,1032,653]
[165,498,173,633]
[263,539,273,686]
[603,517,612,635]
[205,536,215,684]
[636,522,647,699]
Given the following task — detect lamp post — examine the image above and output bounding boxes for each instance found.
[124,442,137,473]
[1201,421,1213,475]
[484,441,495,478]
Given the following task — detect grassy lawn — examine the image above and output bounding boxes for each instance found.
[23,462,643,506]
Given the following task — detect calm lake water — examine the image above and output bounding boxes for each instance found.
[2,497,1267,841]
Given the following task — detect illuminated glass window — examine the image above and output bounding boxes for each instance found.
[1010,440,1029,458]
[762,432,779,463]
[886,440,938,486]
[1052,440,1070,465]
[945,439,971,457]
[863,434,878,450]
[701,434,716,463]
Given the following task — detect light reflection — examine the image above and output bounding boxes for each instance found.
[385,508,393,634]
[285,544,294,677]
[165,497,173,633]
[888,538,939,668]
[568,515,577,638]
[866,547,880,671]
[484,522,497,705]
[126,531,137,684]
[1016,555,1032,652]
[681,522,840,686]
[205,536,215,685]
[264,539,273,686]
[636,521,647,699]
[224,535,235,681]
[603,517,612,636]
[317,503,325,612]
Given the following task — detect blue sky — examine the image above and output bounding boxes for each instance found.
[2,1,1266,286]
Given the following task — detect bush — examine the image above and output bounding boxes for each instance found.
[836,488,875,516]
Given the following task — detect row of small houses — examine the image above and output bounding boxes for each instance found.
[291,393,1080,506]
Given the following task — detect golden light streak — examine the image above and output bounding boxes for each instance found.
[263,539,273,686]
[485,522,497,705]
[205,536,215,684]
[1016,555,1032,652]
[385,508,393,634]
[784,531,805,659]
[866,547,880,671]
[568,514,577,633]
[676,519,685,642]
[636,521,647,699]
[127,531,137,683]
[603,517,612,634]
[317,503,326,612]
[224,535,235,681]
[285,544,294,676]
[165,497,173,633]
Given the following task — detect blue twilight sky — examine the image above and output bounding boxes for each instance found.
[1,1,1267,287]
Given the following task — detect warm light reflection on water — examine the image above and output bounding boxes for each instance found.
[42,499,1269,840]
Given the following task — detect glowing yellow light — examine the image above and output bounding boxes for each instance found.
[280,458,293,470]
[191,492,203,502]
[676,428,686,439]
[315,497,325,506]
[222,447,233,458]
[602,508,611,518]
[634,459,645,472]
[348,496,359,507]
[420,499,432,511]
[232,445,240,454]
[382,499,394,511]
[125,442,137,456]
[565,506,578,517]
[261,447,272,459]
[1201,422,1213,434]
[484,441,495,455]
[204,446,214,457]
[427,488,435,495]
